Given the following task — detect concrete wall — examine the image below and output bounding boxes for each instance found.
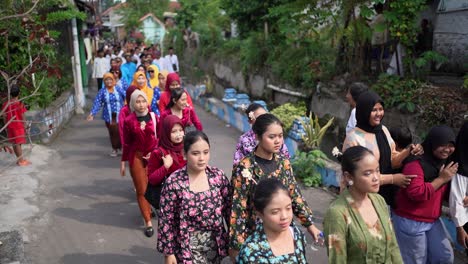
[433,9,468,72]
[26,91,75,144]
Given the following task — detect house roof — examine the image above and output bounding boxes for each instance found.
[101,2,127,16]
[138,13,165,27]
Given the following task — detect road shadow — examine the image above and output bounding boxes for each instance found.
[61,179,134,201]
[53,200,144,230]
[60,245,159,264]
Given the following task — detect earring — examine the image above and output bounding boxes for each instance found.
[348,180,354,186]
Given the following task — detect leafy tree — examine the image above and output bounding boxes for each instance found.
[219,0,289,38]
[118,0,168,33]
[0,0,85,109]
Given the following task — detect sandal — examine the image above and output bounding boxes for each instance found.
[144,226,154,238]
[17,160,31,166]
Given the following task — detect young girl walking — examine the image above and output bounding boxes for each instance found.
[121,89,158,237]
[157,131,231,264]
[146,115,186,208]
[237,178,308,263]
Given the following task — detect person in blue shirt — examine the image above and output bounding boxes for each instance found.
[87,73,126,157]
[121,53,136,86]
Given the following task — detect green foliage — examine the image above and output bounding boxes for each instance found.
[219,0,288,37]
[270,102,306,133]
[291,150,327,187]
[384,0,427,49]
[46,9,86,24]
[300,113,334,151]
[464,75,468,90]
[372,74,423,113]
[414,51,448,78]
[0,0,82,107]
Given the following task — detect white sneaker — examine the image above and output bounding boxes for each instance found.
[110,149,118,157]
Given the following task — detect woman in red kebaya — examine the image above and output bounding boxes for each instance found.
[118,85,137,156]
[159,88,203,132]
[121,89,158,237]
[147,115,186,208]
[158,72,193,112]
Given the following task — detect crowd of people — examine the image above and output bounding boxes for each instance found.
[85,41,466,263]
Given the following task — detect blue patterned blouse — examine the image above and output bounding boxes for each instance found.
[237,223,308,264]
[90,87,125,123]
[149,87,161,116]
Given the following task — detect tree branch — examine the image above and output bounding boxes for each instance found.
[0,0,40,21]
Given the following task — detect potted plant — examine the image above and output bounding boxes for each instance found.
[291,113,334,187]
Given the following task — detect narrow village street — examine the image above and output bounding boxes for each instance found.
[0,87,334,263]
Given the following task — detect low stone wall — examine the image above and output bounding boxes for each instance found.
[186,84,342,188]
[26,90,75,144]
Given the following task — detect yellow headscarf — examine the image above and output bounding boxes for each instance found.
[131,71,153,106]
[103,72,116,91]
[148,65,159,89]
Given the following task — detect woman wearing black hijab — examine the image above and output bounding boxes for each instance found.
[450,121,468,254]
[393,125,458,264]
[343,91,422,207]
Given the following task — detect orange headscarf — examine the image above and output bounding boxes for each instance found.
[103,72,116,91]
[131,71,153,106]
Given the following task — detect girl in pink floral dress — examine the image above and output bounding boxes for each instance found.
[157,131,232,264]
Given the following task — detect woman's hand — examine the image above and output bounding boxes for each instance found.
[164,255,177,264]
[463,196,468,207]
[120,161,126,177]
[456,227,468,249]
[410,144,424,156]
[140,121,146,130]
[439,162,458,183]
[392,173,416,188]
[162,154,174,169]
[307,224,322,242]
[87,114,94,121]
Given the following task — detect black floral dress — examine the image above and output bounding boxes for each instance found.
[229,153,315,250]
[157,166,232,264]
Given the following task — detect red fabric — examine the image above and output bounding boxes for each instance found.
[118,105,131,152]
[147,148,185,185]
[7,128,26,144]
[165,72,181,91]
[159,107,202,131]
[2,100,27,144]
[158,90,193,113]
[2,100,27,130]
[125,85,138,104]
[158,114,184,156]
[394,160,448,223]
[121,112,158,167]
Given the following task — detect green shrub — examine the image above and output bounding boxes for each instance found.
[270,101,307,133]
[372,74,423,113]
[300,113,334,151]
[292,150,327,187]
